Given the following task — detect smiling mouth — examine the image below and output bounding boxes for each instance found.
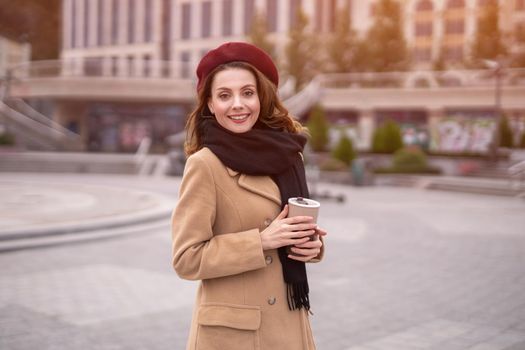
[228,114,250,122]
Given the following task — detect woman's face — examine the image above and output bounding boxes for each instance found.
[207,68,261,133]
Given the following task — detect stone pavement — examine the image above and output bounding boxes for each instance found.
[1,173,525,350]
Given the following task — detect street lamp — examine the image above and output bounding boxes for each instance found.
[482,59,502,162]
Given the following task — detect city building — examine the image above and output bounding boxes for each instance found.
[5,0,525,153]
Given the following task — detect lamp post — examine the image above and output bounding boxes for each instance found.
[482,59,502,162]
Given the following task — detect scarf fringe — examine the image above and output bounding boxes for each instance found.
[287,282,310,311]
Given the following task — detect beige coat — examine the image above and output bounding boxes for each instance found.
[171,147,323,350]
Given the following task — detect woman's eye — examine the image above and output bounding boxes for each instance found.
[244,90,255,97]
[218,93,229,100]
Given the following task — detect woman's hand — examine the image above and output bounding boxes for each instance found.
[288,226,327,262]
[260,205,317,251]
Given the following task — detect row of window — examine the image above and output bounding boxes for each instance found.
[412,45,464,62]
[68,0,155,49]
[416,0,525,11]
[179,0,306,40]
[414,19,466,37]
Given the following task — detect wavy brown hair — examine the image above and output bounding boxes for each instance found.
[184,61,306,156]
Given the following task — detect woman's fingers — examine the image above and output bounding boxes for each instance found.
[288,252,319,262]
[315,227,328,237]
[282,215,314,225]
[276,205,289,220]
[293,239,323,249]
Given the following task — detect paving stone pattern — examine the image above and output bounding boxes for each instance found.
[1,175,525,349]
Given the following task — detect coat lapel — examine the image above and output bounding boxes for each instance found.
[226,167,281,206]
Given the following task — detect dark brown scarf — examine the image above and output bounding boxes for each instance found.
[202,117,311,311]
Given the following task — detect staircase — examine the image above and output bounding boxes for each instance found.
[0,97,83,151]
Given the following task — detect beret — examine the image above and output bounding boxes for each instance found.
[196,42,279,92]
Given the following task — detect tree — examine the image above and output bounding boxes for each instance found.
[248,10,277,62]
[306,105,330,152]
[469,0,507,67]
[499,115,514,148]
[326,3,358,73]
[332,131,356,166]
[360,0,409,72]
[0,0,60,60]
[285,9,317,90]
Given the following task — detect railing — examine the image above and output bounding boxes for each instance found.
[319,68,525,89]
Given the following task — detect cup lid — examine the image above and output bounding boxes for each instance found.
[288,197,320,208]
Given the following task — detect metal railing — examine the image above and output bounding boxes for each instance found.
[319,68,525,89]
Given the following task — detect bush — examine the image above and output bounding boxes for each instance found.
[0,132,15,145]
[332,132,356,166]
[393,146,427,168]
[373,146,442,174]
[372,119,403,153]
[319,158,348,172]
[306,105,330,152]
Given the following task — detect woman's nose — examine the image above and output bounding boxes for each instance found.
[232,94,243,109]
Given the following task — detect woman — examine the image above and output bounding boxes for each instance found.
[171,42,326,350]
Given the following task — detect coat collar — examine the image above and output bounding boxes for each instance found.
[226,167,281,206]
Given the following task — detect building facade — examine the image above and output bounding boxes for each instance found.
[10,0,524,153]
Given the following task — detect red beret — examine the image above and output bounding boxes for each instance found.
[196,42,279,92]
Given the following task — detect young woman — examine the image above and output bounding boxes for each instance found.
[171,42,326,350]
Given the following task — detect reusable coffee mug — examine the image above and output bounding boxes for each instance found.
[287,197,321,255]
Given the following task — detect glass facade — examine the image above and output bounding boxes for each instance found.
[222,0,233,36]
[267,0,278,32]
[111,0,119,44]
[202,1,212,38]
[181,3,191,39]
[244,0,255,34]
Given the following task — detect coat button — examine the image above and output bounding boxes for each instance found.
[264,219,272,227]
[265,256,273,265]
[267,297,276,305]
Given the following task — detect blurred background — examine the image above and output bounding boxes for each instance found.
[2,2,525,349]
[0,0,524,180]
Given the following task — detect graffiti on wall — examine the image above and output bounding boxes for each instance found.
[432,117,495,152]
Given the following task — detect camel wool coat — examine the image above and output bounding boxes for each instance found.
[171,147,323,350]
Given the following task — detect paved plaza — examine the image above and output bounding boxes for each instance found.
[1,173,525,350]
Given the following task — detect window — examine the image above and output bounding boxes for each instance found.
[445,19,464,34]
[71,0,77,48]
[202,1,212,38]
[289,0,302,30]
[84,0,89,47]
[112,56,119,76]
[445,45,463,60]
[180,51,190,78]
[222,0,233,36]
[127,55,134,76]
[145,0,153,42]
[111,0,119,44]
[413,48,432,61]
[181,3,191,39]
[315,0,323,32]
[129,0,135,43]
[415,22,433,36]
[267,0,278,32]
[244,0,255,34]
[97,0,103,46]
[416,0,433,11]
[447,0,465,8]
[144,54,151,77]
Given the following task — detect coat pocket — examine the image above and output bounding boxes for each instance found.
[196,303,261,350]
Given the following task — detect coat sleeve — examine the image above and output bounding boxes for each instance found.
[171,153,267,281]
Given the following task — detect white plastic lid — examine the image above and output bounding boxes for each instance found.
[288,197,320,208]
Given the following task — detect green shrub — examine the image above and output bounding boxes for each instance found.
[373,146,442,174]
[372,119,403,153]
[332,132,356,166]
[393,146,427,168]
[306,105,330,152]
[319,158,348,171]
[0,132,15,145]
